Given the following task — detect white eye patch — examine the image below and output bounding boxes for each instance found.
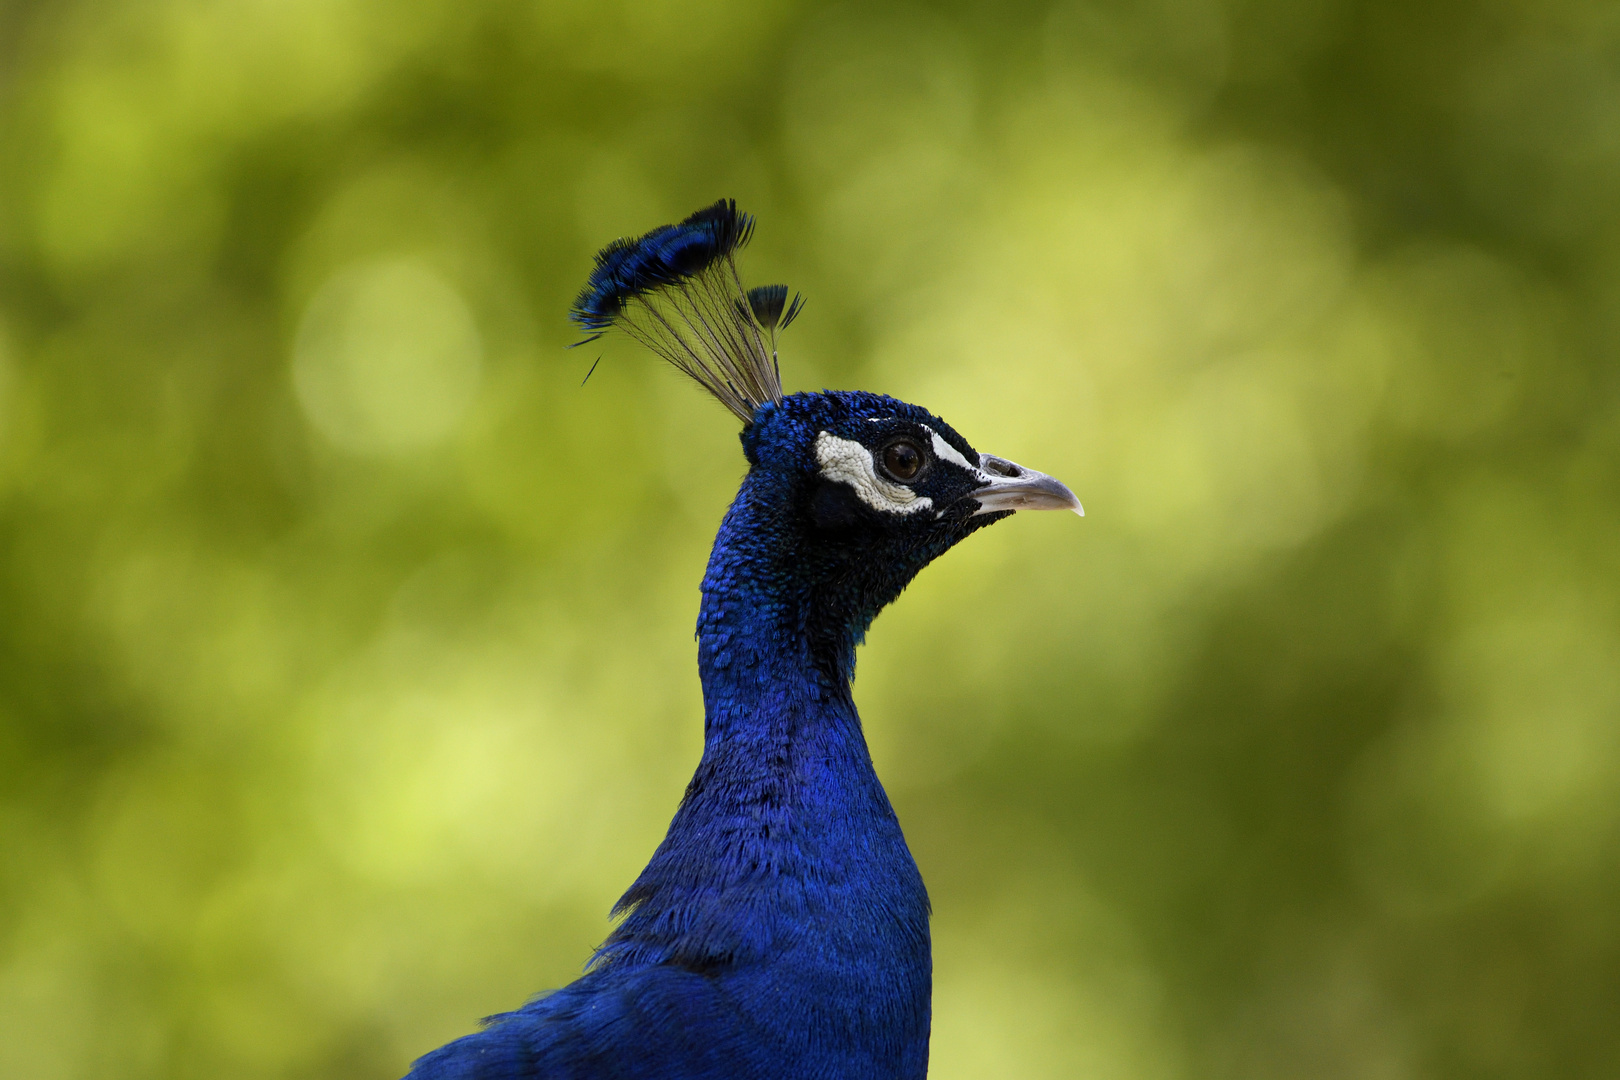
[815,431,934,515]
[928,429,985,478]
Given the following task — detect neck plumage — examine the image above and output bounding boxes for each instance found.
[696,472,862,732]
[594,472,928,977]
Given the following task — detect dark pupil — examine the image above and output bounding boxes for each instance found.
[884,441,922,480]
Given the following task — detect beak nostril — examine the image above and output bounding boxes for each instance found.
[980,455,1024,478]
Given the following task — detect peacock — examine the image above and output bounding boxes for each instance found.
[405,199,1081,1080]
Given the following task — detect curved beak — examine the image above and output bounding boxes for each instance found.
[971,454,1083,516]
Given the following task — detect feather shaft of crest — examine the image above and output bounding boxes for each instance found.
[569,199,795,423]
[671,286,750,404]
[625,295,755,420]
[740,282,804,390]
[709,266,775,402]
[684,267,755,394]
[725,262,777,396]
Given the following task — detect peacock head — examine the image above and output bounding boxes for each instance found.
[739,388,1077,574]
[571,200,1080,622]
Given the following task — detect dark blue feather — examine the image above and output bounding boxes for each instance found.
[570,200,754,334]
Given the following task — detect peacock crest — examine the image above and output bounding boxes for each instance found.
[570,199,804,423]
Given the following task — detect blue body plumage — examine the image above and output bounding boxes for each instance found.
[406,203,1082,1080]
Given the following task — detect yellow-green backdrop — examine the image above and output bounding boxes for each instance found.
[1,1,1617,1077]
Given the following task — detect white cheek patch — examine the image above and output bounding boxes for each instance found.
[815,431,934,515]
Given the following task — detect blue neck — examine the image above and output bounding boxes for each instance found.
[697,470,862,721]
[596,471,929,983]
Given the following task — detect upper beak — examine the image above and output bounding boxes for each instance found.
[970,454,1083,516]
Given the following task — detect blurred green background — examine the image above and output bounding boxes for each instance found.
[2,0,1618,1077]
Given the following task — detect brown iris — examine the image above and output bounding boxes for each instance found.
[882,439,924,481]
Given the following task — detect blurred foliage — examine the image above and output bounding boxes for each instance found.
[1,0,1618,1077]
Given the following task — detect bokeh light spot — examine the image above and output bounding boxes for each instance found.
[293,258,483,455]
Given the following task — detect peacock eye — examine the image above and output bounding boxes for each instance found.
[881,439,925,482]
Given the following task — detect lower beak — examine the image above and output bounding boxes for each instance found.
[970,454,1084,516]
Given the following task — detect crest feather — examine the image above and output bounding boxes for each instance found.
[570,200,797,422]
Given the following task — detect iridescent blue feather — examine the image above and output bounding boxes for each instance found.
[569,200,795,422]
